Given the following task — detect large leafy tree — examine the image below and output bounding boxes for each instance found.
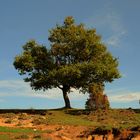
[13,16,120,108]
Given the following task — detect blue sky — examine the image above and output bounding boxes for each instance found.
[0,0,140,109]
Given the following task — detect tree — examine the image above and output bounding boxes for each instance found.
[85,83,110,110]
[13,16,121,109]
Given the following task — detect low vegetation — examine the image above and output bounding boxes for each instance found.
[0,108,139,139]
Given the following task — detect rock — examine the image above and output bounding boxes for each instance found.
[107,133,114,140]
[131,134,140,140]
[92,135,103,140]
[104,133,114,140]
[60,135,72,140]
[87,135,92,140]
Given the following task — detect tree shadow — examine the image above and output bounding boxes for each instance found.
[0,109,47,115]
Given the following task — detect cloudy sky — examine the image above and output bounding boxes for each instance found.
[0,0,140,109]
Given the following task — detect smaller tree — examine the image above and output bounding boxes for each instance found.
[85,83,110,110]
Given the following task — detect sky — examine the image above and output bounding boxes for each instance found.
[0,0,140,109]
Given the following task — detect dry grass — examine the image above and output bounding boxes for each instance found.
[0,108,139,139]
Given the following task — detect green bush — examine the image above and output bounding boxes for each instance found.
[85,83,110,110]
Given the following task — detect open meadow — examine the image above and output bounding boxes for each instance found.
[0,108,139,140]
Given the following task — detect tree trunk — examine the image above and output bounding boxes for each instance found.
[62,88,71,109]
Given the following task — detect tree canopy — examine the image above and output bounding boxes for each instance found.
[13,16,121,108]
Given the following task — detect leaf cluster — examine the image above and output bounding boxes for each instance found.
[13,16,121,92]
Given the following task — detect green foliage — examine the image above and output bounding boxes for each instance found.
[0,126,36,133]
[14,40,55,90]
[85,83,110,110]
[43,110,97,126]
[32,116,48,125]
[0,134,10,140]
[15,134,29,139]
[13,16,121,108]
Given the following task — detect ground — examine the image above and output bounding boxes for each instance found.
[0,108,139,140]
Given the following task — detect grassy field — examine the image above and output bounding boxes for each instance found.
[42,108,140,129]
[0,108,139,139]
[0,126,42,140]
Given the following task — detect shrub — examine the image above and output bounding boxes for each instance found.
[32,116,47,125]
[15,134,29,139]
[85,83,110,110]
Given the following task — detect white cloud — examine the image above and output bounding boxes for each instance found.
[0,80,26,89]
[106,30,126,47]
[85,4,127,47]
[0,80,87,100]
[107,90,140,103]
[2,80,139,105]
[0,99,5,102]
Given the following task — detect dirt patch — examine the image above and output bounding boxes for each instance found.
[0,109,139,140]
[0,113,88,139]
